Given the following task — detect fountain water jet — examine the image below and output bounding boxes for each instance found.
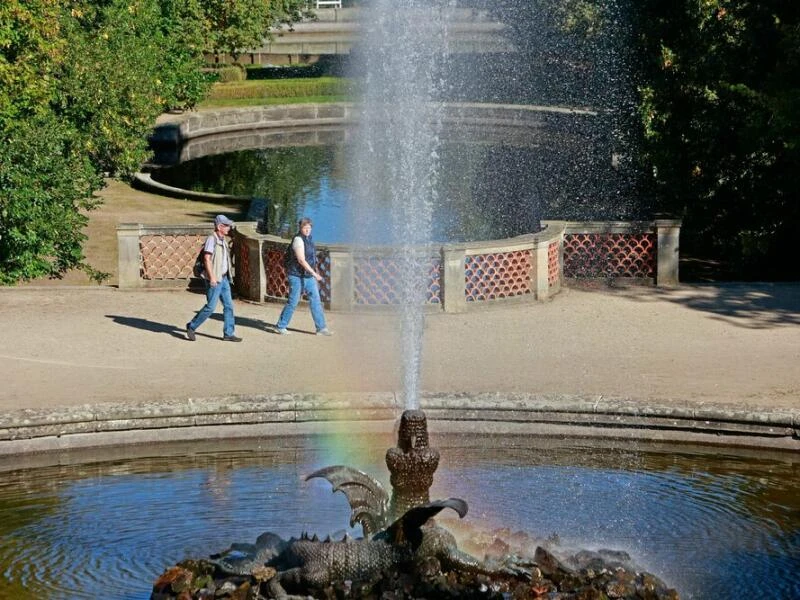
[349,1,455,409]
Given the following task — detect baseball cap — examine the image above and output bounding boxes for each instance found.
[214,215,234,227]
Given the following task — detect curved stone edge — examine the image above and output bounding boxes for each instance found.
[132,172,253,204]
[151,102,595,147]
[1,392,798,456]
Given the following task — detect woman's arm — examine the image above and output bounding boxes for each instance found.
[293,239,321,281]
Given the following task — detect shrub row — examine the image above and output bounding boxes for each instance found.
[208,77,352,101]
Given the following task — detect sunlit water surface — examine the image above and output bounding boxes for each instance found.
[0,434,798,600]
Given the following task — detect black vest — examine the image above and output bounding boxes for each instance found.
[287,234,316,277]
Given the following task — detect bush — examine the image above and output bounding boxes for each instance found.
[217,65,247,83]
[0,116,105,283]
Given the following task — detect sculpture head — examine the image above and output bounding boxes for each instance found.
[397,409,429,451]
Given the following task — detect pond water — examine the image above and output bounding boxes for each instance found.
[1,434,798,600]
[149,139,634,244]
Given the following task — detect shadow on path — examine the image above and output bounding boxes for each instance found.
[106,315,187,339]
[600,283,800,329]
[106,314,273,338]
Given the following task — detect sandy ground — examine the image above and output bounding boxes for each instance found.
[6,179,799,414]
[2,282,798,413]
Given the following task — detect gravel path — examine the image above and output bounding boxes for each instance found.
[2,283,798,413]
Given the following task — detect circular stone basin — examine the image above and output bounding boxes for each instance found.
[0,434,798,599]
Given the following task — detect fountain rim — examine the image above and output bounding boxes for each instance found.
[1,391,798,459]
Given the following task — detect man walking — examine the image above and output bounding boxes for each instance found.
[186,215,242,342]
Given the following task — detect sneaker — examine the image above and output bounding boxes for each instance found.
[316,328,334,336]
[275,328,291,335]
[186,323,196,341]
[223,335,243,342]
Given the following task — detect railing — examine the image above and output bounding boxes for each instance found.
[117,220,681,307]
[562,220,681,286]
[314,1,342,8]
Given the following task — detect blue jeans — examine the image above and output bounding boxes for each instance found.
[276,275,327,331]
[189,276,235,337]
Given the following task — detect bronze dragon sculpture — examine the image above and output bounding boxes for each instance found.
[153,412,679,600]
[209,466,528,599]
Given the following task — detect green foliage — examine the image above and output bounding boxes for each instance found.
[202,0,310,60]
[0,0,210,283]
[0,0,65,127]
[0,116,105,284]
[557,0,606,38]
[634,0,800,278]
[216,65,248,83]
[199,95,349,109]
[53,0,210,177]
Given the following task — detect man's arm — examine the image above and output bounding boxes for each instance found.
[204,251,216,286]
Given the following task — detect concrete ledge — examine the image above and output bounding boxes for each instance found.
[1,392,797,456]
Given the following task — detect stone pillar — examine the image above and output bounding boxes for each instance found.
[655,219,682,287]
[532,240,550,300]
[235,232,265,302]
[255,238,267,302]
[328,248,354,311]
[385,410,440,519]
[117,223,142,288]
[441,246,467,313]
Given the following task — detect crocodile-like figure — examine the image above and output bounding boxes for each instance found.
[210,497,526,599]
[155,410,678,600]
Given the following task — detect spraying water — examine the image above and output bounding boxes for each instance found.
[349,1,453,409]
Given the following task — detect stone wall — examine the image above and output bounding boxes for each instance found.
[117,219,681,307]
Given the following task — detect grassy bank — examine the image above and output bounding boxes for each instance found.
[199,77,353,109]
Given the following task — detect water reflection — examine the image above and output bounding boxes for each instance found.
[0,435,798,600]
[149,136,637,244]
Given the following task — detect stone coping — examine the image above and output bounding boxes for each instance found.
[240,222,562,254]
[1,393,797,457]
[152,102,598,146]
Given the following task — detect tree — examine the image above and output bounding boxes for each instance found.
[634,0,800,278]
[0,0,211,283]
[0,116,103,284]
[203,0,311,61]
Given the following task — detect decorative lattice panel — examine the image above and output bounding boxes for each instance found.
[548,241,560,288]
[140,234,206,280]
[353,256,442,305]
[563,233,656,279]
[234,240,251,295]
[465,250,533,302]
[264,244,330,303]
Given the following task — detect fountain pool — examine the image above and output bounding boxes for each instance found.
[1,433,798,600]
[147,135,623,245]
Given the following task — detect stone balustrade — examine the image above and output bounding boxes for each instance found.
[147,102,596,165]
[117,219,681,309]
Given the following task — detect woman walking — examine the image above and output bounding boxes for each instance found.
[275,217,332,336]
